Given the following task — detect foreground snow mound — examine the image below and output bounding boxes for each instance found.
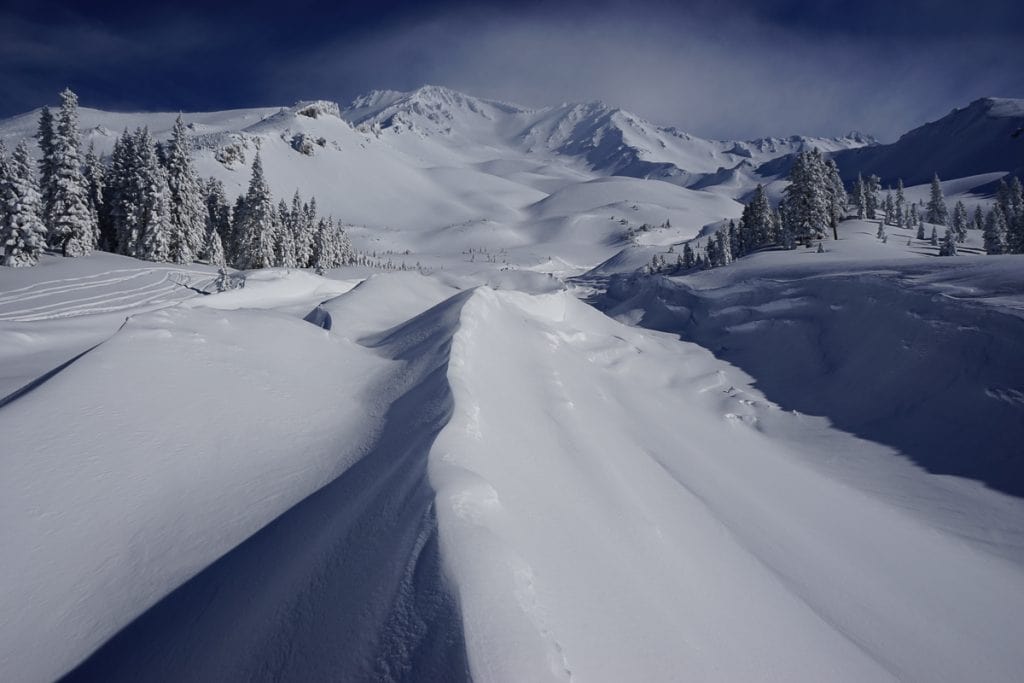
[0,303,389,682]
[601,245,1024,497]
[431,288,1024,682]
[3,266,1023,682]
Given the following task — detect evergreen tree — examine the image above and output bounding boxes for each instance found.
[203,225,225,265]
[782,150,830,244]
[128,128,174,262]
[716,228,731,266]
[1,141,48,266]
[82,143,105,249]
[952,201,969,243]
[930,226,939,247]
[883,191,895,225]
[164,116,207,263]
[103,128,136,254]
[682,242,694,269]
[234,153,277,269]
[854,173,866,219]
[290,190,313,267]
[895,179,906,227]
[203,177,232,245]
[973,205,985,233]
[926,173,948,225]
[727,219,740,260]
[49,89,96,256]
[824,158,846,238]
[1005,177,1024,253]
[864,174,881,220]
[983,205,1009,255]
[938,227,958,256]
[35,106,57,233]
[275,198,297,267]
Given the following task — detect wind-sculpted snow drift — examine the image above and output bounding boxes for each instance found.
[3,269,1024,682]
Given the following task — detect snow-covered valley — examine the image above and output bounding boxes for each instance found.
[2,85,1024,682]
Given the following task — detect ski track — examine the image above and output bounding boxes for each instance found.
[0,268,215,322]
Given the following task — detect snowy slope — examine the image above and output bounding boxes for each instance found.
[2,256,1023,682]
[809,97,1024,186]
[598,219,1024,497]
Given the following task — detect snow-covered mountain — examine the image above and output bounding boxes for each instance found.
[343,85,874,188]
[759,97,1024,186]
[2,83,1024,683]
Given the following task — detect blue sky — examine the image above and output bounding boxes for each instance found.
[1,0,1022,140]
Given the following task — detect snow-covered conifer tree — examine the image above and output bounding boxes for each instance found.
[164,116,207,263]
[952,201,969,243]
[854,174,866,219]
[35,106,57,233]
[49,89,96,256]
[782,150,830,244]
[983,205,1008,255]
[883,191,895,225]
[133,128,174,262]
[926,174,948,226]
[234,153,277,269]
[895,179,906,227]
[938,227,958,256]
[864,175,881,220]
[682,242,694,269]
[275,198,297,267]
[82,143,105,249]
[1,141,48,266]
[930,226,939,246]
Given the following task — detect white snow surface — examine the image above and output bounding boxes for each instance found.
[1,230,1023,681]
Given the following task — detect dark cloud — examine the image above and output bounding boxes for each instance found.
[2,0,1022,140]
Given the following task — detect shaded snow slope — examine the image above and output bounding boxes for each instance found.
[823,97,1024,185]
[4,256,1024,681]
[599,220,1024,497]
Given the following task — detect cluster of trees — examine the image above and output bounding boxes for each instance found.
[0,89,357,273]
[981,177,1024,255]
[649,156,1024,275]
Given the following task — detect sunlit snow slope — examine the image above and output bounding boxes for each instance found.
[2,253,1023,682]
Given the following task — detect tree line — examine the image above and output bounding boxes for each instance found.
[648,149,1024,274]
[1,89,357,272]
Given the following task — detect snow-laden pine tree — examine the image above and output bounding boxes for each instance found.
[716,229,731,266]
[952,201,969,243]
[926,174,948,226]
[938,227,958,256]
[275,199,297,267]
[103,129,136,254]
[864,175,881,220]
[291,191,313,267]
[883,191,895,225]
[738,183,773,254]
[973,205,984,232]
[682,242,694,269]
[1,141,48,266]
[983,205,1009,255]
[930,226,939,246]
[49,89,96,256]
[234,152,277,269]
[35,106,57,234]
[824,158,846,238]
[82,143,105,249]
[133,128,174,262]
[727,219,740,260]
[164,116,207,264]
[203,224,225,265]
[782,150,830,245]
[854,174,867,219]
[895,179,906,227]
[203,177,233,246]
[1002,177,1024,254]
